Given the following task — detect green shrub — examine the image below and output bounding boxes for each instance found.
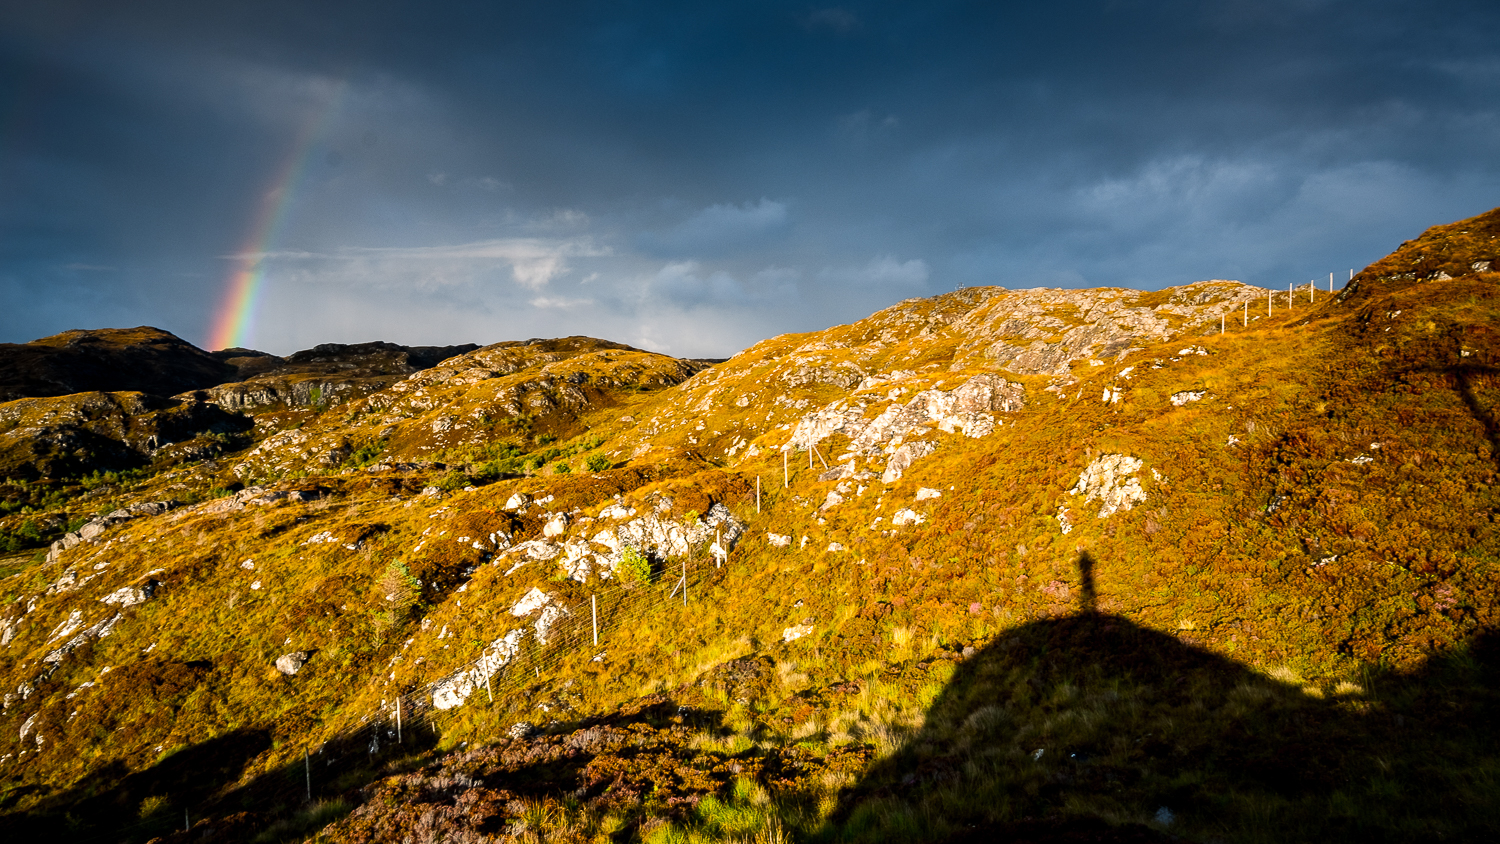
[620,546,652,585]
[585,454,612,472]
[553,461,572,474]
[347,438,388,468]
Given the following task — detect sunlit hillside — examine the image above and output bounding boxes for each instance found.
[2,208,1499,843]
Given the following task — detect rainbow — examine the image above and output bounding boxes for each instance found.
[206,86,345,351]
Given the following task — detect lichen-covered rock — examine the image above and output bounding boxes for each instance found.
[782,623,815,643]
[883,441,936,483]
[891,508,926,526]
[275,651,310,676]
[1070,454,1148,518]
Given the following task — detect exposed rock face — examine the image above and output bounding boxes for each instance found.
[48,501,179,563]
[1070,454,1148,518]
[618,280,1266,476]
[233,337,706,479]
[0,392,250,480]
[195,341,481,412]
[882,441,936,483]
[790,373,1025,453]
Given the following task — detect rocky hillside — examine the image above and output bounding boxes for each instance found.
[0,208,1498,843]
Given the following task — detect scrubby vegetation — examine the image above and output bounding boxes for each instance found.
[1,209,1499,841]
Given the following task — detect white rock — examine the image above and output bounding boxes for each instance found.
[100,587,146,608]
[514,539,561,561]
[891,508,926,526]
[432,628,525,710]
[542,513,569,538]
[503,492,530,511]
[1170,390,1206,406]
[766,532,791,547]
[511,587,552,617]
[915,487,941,501]
[590,528,620,552]
[533,603,566,643]
[882,441,935,483]
[827,542,845,552]
[47,611,83,644]
[782,623,815,643]
[821,491,844,510]
[275,651,310,676]
[560,540,595,582]
[1069,454,1147,518]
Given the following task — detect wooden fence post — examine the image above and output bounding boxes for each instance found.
[592,594,598,647]
[396,697,402,745]
[756,476,761,513]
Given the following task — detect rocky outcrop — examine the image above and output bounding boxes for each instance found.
[47,500,178,563]
[0,392,250,479]
[1070,454,1148,518]
[790,373,1025,453]
[195,341,481,412]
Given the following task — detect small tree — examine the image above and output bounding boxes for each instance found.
[619,545,652,585]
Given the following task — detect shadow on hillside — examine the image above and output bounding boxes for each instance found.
[1450,362,1500,470]
[1,727,272,841]
[830,552,1500,843]
[1,705,449,844]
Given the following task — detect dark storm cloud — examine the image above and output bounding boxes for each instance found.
[2,1,1499,356]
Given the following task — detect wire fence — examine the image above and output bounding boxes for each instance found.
[50,532,741,843]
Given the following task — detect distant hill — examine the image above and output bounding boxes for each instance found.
[0,327,235,402]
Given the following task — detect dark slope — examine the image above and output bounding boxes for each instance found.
[0,327,234,402]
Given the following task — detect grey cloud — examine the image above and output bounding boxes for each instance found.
[2,1,1499,356]
[636,199,791,258]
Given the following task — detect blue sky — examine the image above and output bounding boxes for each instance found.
[3,1,1499,356]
